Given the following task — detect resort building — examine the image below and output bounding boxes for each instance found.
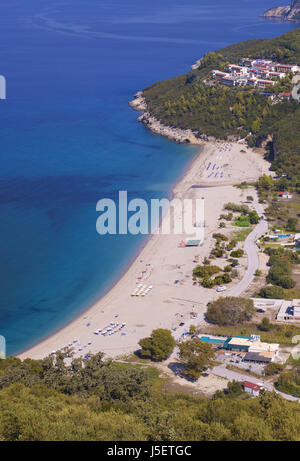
[275,64,299,73]
[222,336,279,357]
[221,75,237,86]
[211,58,299,89]
[198,334,279,362]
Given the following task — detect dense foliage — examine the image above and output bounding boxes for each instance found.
[143,28,300,178]
[138,329,176,361]
[264,247,299,290]
[178,340,214,380]
[1,354,300,440]
[206,297,255,326]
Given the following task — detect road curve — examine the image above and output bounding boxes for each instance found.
[229,198,267,297]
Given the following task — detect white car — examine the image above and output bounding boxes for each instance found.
[216,285,227,292]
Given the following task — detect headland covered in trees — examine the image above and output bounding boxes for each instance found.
[132,28,300,178]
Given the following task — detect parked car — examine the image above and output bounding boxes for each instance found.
[216,285,227,292]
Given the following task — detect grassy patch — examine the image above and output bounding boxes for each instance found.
[231,228,252,242]
[207,323,300,345]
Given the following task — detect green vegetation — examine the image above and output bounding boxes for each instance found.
[206,297,255,326]
[231,228,252,242]
[264,362,282,377]
[178,339,215,380]
[193,263,232,288]
[259,285,285,298]
[193,264,221,279]
[277,368,300,397]
[207,322,300,345]
[0,353,300,440]
[138,329,176,361]
[263,247,300,291]
[234,215,250,227]
[230,249,244,258]
[258,317,272,332]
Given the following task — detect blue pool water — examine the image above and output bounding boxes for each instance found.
[200,336,225,344]
[0,0,297,355]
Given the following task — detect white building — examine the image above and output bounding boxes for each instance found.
[276,299,300,323]
[242,381,264,397]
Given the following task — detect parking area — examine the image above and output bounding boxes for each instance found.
[215,351,265,375]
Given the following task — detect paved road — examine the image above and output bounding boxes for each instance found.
[171,196,267,344]
[212,363,300,403]
[229,198,267,297]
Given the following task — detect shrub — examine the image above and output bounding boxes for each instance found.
[259,285,285,299]
[230,249,244,258]
[193,265,221,279]
[259,317,272,332]
[202,278,216,288]
[249,210,260,224]
[213,233,228,242]
[206,297,255,326]
[139,329,176,361]
[264,362,282,376]
[235,215,250,227]
[178,340,214,380]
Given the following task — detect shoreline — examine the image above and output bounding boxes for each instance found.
[18,135,271,361]
[17,144,205,360]
[129,91,235,145]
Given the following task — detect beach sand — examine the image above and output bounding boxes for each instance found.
[18,141,271,360]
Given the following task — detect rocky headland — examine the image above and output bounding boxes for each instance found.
[262,0,300,21]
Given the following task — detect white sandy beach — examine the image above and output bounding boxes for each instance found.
[18,141,271,361]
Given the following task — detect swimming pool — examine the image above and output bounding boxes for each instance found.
[200,336,224,344]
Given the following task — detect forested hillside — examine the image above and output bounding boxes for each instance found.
[143,28,300,177]
[0,352,300,441]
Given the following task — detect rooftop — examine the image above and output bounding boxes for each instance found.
[242,381,262,391]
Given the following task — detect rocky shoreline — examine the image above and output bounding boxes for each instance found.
[129,91,216,145]
[262,1,300,22]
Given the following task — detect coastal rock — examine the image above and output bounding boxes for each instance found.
[129,94,147,111]
[138,111,203,144]
[262,0,300,21]
[129,92,203,144]
[129,92,237,145]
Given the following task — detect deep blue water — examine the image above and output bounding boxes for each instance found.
[0,0,297,355]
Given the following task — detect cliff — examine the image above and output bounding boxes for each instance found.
[262,1,300,21]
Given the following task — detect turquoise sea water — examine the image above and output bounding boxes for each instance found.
[0,0,297,355]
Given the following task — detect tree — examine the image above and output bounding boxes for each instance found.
[249,210,260,224]
[189,325,196,335]
[287,217,298,232]
[259,317,272,332]
[178,339,214,380]
[230,249,244,258]
[138,329,176,361]
[206,297,255,326]
[259,285,285,299]
[226,380,243,397]
[264,362,282,376]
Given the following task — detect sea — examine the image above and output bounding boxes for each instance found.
[0,0,297,355]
